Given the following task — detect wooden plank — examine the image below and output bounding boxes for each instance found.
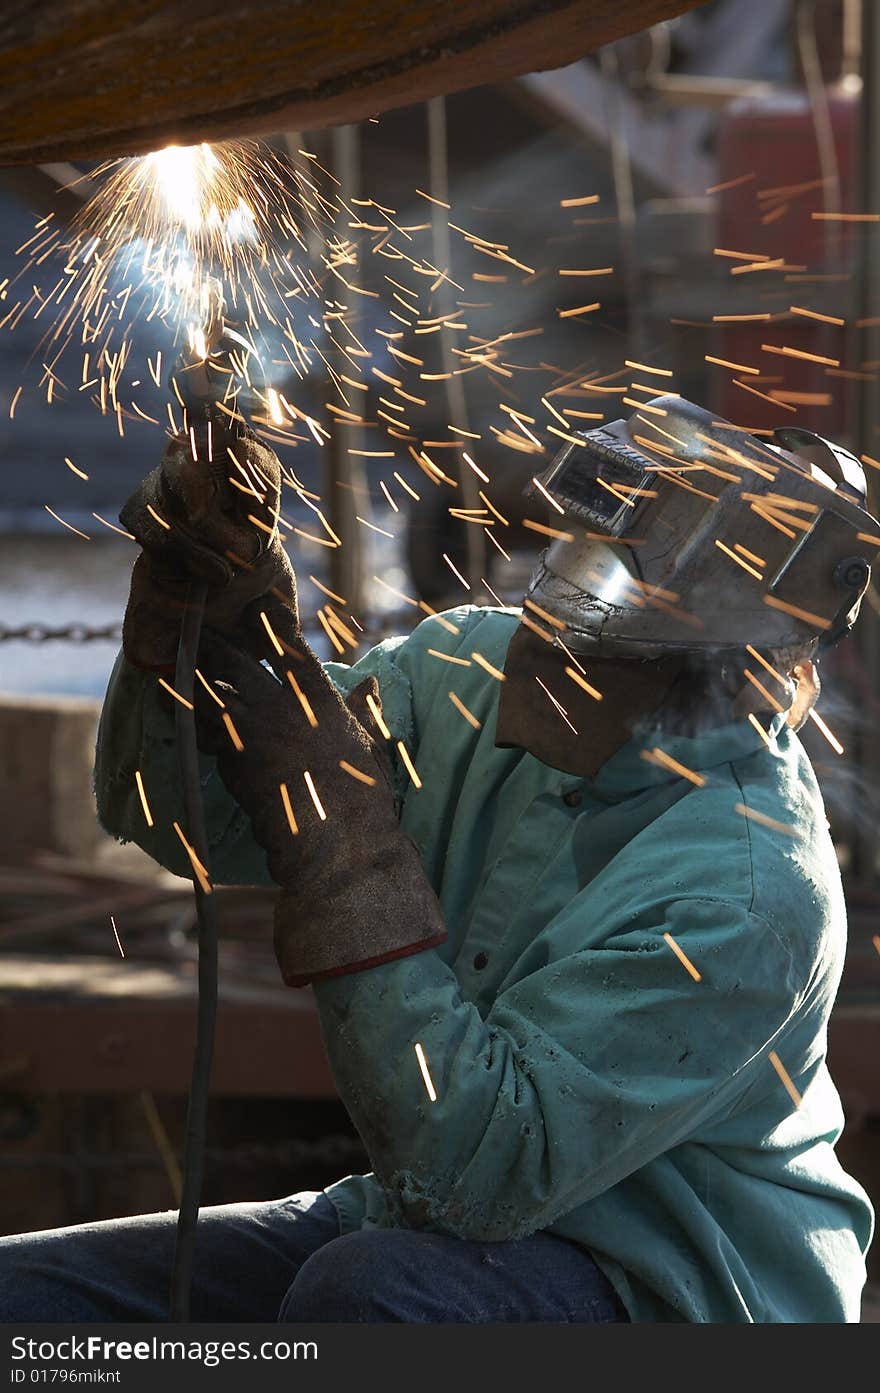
[0,1,704,165]
[0,955,336,1097]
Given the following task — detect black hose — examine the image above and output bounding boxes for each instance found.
[169,577,218,1322]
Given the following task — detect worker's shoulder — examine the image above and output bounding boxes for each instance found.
[626,729,841,970]
[395,603,520,669]
[714,729,845,965]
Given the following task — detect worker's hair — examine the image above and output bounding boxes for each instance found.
[648,638,819,738]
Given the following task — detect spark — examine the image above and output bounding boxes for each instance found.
[531,475,566,514]
[194,668,226,708]
[558,267,613,277]
[303,771,327,821]
[461,451,490,483]
[522,519,574,542]
[734,802,798,837]
[64,456,89,480]
[316,608,346,654]
[43,506,90,539]
[641,748,707,787]
[428,648,471,666]
[742,669,785,713]
[745,645,790,688]
[379,480,399,513]
[808,709,844,755]
[763,595,831,631]
[414,1041,438,1102]
[536,676,577,733]
[449,692,482,729]
[110,914,125,959]
[662,932,702,982]
[706,173,756,194]
[442,553,471,592]
[357,516,395,538]
[158,677,194,710]
[222,712,245,751]
[768,1050,802,1108]
[172,822,212,894]
[471,651,506,681]
[415,189,450,210]
[259,609,285,656]
[524,598,566,631]
[365,692,391,740]
[280,783,299,835]
[747,713,772,748]
[714,539,763,580]
[393,471,421,501]
[558,302,601,318]
[339,760,377,786]
[789,305,845,326]
[372,575,420,609]
[484,527,511,560]
[761,343,840,368]
[479,491,508,525]
[134,770,154,827]
[706,355,760,375]
[397,741,423,788]
[812,211,880,222]
[734,542,765,567]
[521,613,555,643]
[625,360,673,377]
[480,577,506,607]
[730,258,786,275]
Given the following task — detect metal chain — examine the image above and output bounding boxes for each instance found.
[0,622,123,643]
[0,608,416,645]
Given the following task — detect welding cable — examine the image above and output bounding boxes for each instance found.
[169,578,218,1322]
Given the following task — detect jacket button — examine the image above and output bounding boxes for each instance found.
[473,952,489,970]
[563,789,583,808]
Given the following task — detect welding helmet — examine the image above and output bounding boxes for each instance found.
[523,395,877,661]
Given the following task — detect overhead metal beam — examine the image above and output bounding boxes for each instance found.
[0,1,705,166]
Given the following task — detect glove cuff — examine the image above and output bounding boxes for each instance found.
[272,857,447,988]
[280,928,447,988]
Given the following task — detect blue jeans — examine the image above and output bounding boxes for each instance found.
[0,1191,628,1324]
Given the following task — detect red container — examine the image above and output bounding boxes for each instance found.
[711,85,859,434]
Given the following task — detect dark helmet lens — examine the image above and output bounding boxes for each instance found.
[539,431,651,534]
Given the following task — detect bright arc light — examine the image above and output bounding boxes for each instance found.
[145,143,221,231]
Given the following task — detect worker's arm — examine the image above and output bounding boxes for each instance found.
[312,895,802,1241]
[94,627,418,884]
[95,652,271,883]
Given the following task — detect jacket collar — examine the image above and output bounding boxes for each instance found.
[569,711,790,803]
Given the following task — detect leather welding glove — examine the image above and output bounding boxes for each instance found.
[193,596,447,986]
[119,411,296,672]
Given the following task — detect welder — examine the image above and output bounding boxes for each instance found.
[0,395,874,1323]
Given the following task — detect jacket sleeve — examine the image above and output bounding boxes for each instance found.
[94,637,419,884]
[94,652,273,884]
[312,894,804,1241]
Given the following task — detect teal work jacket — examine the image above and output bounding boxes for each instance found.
[95,605,874,1322]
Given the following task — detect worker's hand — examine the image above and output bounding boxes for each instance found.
[119,412,297,672]
[193,597,446,986]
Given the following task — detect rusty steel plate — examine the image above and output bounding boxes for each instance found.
[0,1,703,165]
